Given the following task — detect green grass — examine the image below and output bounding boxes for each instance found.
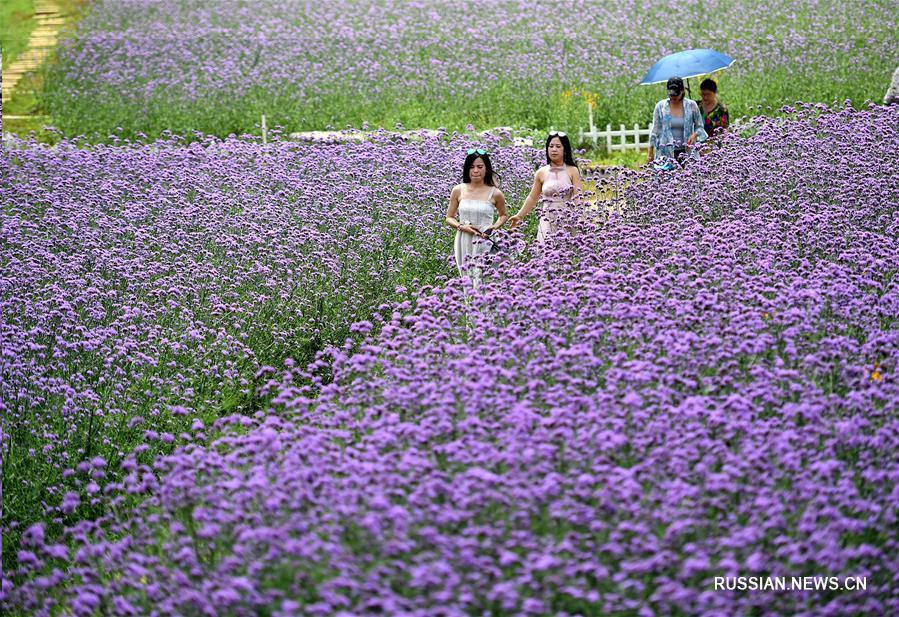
[2,0,88,138]
[583,148,647,170]
[37,67,889,146]
[3,70,40,116]
[0,0,35,70]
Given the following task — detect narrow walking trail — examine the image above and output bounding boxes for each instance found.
[2,0,64,112]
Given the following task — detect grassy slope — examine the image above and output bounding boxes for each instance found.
[1,0,35,70]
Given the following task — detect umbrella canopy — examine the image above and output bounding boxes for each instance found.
[640,48,735,85]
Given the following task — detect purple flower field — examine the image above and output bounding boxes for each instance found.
[40,0,899,139]
[4,104,898,615]
[0,129,536,598]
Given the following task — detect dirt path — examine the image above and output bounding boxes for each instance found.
[2,0,64,110]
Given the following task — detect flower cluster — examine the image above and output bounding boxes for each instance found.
[4,104,897,615]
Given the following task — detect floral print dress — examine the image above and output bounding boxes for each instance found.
[699,100,729,137]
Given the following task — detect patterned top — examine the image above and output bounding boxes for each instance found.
[650,98,707,160]
[699,100,729,137]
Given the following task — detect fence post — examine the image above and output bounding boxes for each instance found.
[605,124,612,154]
[588,102,596,146]
[261,114,268,145]
[633,123,640,150]
[619,124,626,151]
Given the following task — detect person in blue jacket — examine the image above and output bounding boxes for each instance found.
[647,76,708,165]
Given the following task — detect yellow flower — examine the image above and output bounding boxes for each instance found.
[871,362,883,382]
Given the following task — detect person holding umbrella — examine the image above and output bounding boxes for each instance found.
[646,76,707,165]
[640,49,733,164]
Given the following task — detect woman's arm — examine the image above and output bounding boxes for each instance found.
[508,170,544,228]
[445,185,462,230]
[569,166,583,193]
[489,190,509,230]
[446,184,478,236]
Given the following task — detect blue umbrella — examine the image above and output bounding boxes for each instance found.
[639,48,735,85]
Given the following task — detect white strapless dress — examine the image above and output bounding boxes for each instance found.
[454,188,496,288]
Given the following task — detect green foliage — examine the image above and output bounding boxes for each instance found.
[39,67,889,146]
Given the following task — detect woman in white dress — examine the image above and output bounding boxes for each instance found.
[445,148,508,287]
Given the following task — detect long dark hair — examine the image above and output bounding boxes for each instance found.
[545,133,577,169]
[462,151,498,186]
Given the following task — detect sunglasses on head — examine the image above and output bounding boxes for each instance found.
[549,131,567,137]
[467,148,487,155]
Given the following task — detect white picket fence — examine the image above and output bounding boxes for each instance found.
[574,104,652,152]
[270,107,652,152]
[579,122,653,152]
